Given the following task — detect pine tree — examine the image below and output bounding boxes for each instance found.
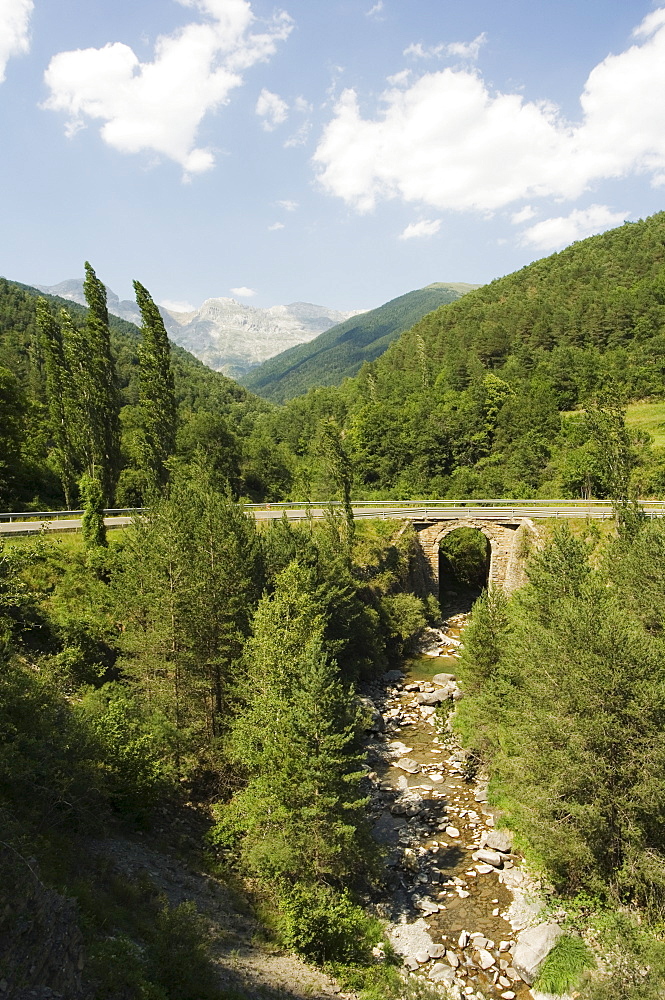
[133,280,177,489]
[219,562,369,885]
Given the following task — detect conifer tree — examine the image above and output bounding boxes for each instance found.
[133,280,177,489]
[219,561,368,885]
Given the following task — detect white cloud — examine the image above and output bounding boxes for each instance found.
[511,205,536,224]
[43,0,293,177]
[399,218,441,239]
[256,87,288,130]
[366,2,384,18]
[230,285,256,296]
[268,221,284,230]
[0,0,33,83]
[404,34,486,62]
[446,34,487,60]
[387,68,411,87]
[284,121,311,147]
[277,198,298,210]
[315,8,665,220]
[160,298,197,313]
[520,205,627,251]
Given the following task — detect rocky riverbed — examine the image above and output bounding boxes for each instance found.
[360,613,561,1000]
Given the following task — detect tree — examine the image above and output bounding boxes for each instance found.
[79,473,107,551]
[82,262,121,503]
[35,299,77,507]
[0,366,25,507]
[218,561,369,886]
[133,280,177,489]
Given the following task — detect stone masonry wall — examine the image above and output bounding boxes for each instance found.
[415,518,535,595]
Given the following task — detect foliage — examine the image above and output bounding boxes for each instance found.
[279,883,385,965]
[534,933,595,993]
[134,279,177,490]
[80,473,107,551]
[457,519,665,915]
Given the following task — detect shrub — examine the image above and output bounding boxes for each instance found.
[279,883,382,964]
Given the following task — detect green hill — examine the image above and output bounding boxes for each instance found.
[240,282,478,402]
[263,212,665,501]
[0,276,270,507]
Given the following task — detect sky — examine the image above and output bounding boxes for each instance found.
[1,0,665,313]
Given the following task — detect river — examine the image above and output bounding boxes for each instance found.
[361,603,542,1000]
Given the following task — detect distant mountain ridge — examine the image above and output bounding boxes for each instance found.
[162,297,360,378]
[35,280,362,380]
[240,282,479,402]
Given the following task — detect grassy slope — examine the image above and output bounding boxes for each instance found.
[240,282,478,402]
[625,402,665,447]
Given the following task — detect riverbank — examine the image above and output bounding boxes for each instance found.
[359,611,560,1000]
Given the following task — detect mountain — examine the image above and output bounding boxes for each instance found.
[268,211,665,501]
[239,282,479,402]
[160,298,361,378]
[35,280,361,379]
[34,278,143,326]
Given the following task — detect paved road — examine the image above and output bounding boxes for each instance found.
[1,500,662,536]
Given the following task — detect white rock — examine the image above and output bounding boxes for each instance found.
[445,826,460,838]
[446,950,460,968]
[476,948,495,970]
[458,930,470,948]
[512,923,563,985]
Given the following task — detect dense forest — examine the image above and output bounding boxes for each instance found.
[4,216,665,999]
[255,212,665,503]
[0,270,276,509]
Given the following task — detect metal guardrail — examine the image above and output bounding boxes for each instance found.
[1,499,664,533]
[0,507,147,523]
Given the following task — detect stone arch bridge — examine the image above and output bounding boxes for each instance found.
[412,515,540,595]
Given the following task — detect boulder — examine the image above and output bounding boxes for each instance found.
[473,849,503,867]
[417,689,451,706]
[395,758,420,774]
[512,923,563,985]
[476,948,495,970]
[383,669,404,683]
[484,829,513,853]
[432,672,456,686]
[430,965,455,983]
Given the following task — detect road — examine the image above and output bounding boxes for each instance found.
[1,500,662,536]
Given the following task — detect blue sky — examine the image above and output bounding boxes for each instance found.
[1,0,665,312]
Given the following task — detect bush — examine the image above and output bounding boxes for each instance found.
[279,883,382,964]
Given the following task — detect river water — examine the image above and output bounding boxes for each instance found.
[362,606,537,999]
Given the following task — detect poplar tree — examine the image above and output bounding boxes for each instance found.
[133,280,177,489]
[35,299,77,507]
[82,262,121,503]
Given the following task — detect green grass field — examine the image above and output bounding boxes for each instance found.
[625,402,665,447]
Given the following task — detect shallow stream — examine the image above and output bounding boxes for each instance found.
[362,608,536,999]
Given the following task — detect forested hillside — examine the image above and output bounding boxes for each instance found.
[257,213,665,501]
[0,275,276,508]
[241,283,476,402]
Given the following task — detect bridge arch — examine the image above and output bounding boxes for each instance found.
[436,523,493,597]
[415,517,539,596]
